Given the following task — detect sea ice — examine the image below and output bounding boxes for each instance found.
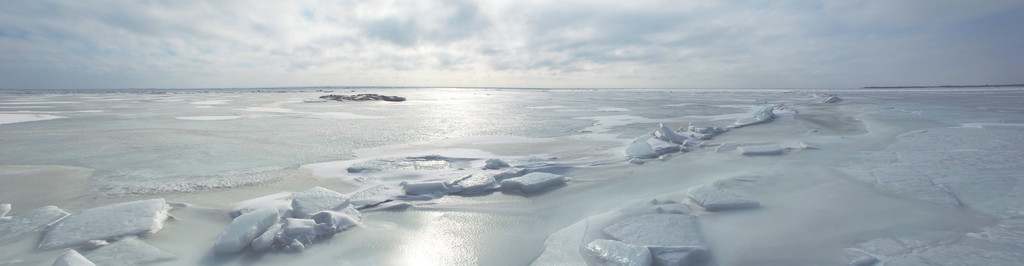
[0,205,68,245]
[585,239,652,266]
[0,203,9,217]
[53,249,95,266]
[602,214,704,247]
[229,191,294,219]
[403,181,449,196]
[251,223,281,252]
[648,246,711,266]
[500,172,566,194]
[654,123,689,144]
[484,158,510,169]
[493,168,527,181]
[732,106,775,128]
[83,237,175,265]
[213,208,280,254]
[290,187,350,218]
[280,218,318,244]
[38,199,170,250]
[346,155,452,173]
[736,144,785,156]
[686,184,760,211]
[646,138,681,155]
[450,174,499,195]
[312,208,361,235]
[624,134,659,159]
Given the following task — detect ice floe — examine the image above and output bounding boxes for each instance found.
[500,172,566,194]
[449,174,500,195]
[213,208,280,254]
[229,191,294,219]
[736,144,785,156]
[0,205,69,246]
[686,184,760,211]
[53,250,95,266]
[83,237,175,265]
[0,203,9,218]
[290,187,351,218]
[584,239,652,266]
[38,199,170,250]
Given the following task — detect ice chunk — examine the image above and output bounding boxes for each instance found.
[647,138,681,155]
[213,208,280,254]
[311,205,362,235]
[584,239,652,266]
[798,141,820,150]
[737,144,784,156]
[0,203,10,218]
[450,174,499,195]
[648,246,711,266]
[684,125,728,140]
[732,106,775,128]
[493,168,527,181]
[687,184,760,211]
[286,239,305,252]
[603,214,704,247]
[251,223,282,252]
[0,205,68,245]
[39,199,170,250]
[625,134,659,159]
[654,123,689,144]
[229,191,293,219]
[500,172,566,194]
[403,181,449,196]
[823,96,842,103]
[484,158,510,169]
[291,187,350,218]
[347,155,451,173]
[83,237,175,265]
[53,249,95,266]
[280,218,318,244]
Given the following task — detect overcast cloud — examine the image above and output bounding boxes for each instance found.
[1,0,1022,89]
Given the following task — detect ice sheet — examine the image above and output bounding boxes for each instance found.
[38,199,170,250]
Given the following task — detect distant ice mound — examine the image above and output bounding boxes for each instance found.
[39,199,171,250]
[624,106,778,160]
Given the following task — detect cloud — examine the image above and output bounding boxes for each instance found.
[0,0,1022,89]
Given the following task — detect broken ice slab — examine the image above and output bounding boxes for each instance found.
[737,144,785,156]
[732,106,775,128]
[0,203,10,218]
[213,208,280,254]
[798,141,820,150]
[311,206,362,234]
[500,172,566,194]
[346,155,452,173]
[0,205,68,246]
[584,239,652,266]
[83,237,175,265]
[654,123,689,144]
[492,168,527,181]
[53,249,95,266]
[647,138,681,155]
[403,181,449,195]
[229,191,294,219]
[280,218,317,244]
[603,214,704,247]
[686,184,760,212]
[291,187,351,218]
[252,223,282,252]
[38,199,170,250]
[625,134,680,159]
[450,174,499,195]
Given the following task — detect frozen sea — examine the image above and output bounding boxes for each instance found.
[2,87,1024,265]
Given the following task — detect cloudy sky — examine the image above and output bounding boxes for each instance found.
[1,0,1022,89]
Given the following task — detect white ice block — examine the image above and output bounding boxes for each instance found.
[52,249,95,266]
[500,172,566,194]
[213,208,280,254]
[291,187,350,218]
[654,123,689,144]
[39,199,169,250]
[251,223,282,252]
[584,239,652,266]
[229,191,294,219]
[603,214,704,247]
[733,106,775,128]
[0,205,68,245]
[0,203,10,218]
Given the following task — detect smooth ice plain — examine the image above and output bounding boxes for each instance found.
[1,87,1024,265]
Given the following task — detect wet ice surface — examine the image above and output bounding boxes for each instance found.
[1,87,1024,265]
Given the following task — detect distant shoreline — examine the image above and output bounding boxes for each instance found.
[863,84,1024,89]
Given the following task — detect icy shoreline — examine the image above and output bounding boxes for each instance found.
[2,88,1023,265]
